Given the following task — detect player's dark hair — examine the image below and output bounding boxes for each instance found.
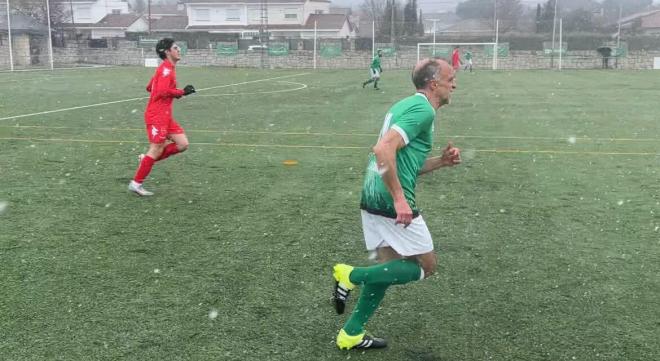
[412,60,441,90]
[156,38,175,60]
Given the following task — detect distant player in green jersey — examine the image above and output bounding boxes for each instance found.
[463,50,473,72]
[332,58,461,351]
[362,49,383,90]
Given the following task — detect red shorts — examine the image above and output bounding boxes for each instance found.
[145,118,184,144]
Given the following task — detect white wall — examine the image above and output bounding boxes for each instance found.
[66,0,129,24]
[303,0,330,20]
[92,29,125,38]
[188,3,305,27]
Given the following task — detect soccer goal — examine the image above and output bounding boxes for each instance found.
[417,42,499,70]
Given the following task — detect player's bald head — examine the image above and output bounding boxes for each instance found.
[411,58,450,90]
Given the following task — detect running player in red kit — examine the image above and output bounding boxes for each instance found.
[128,38,196,196]
[451,46,461,71]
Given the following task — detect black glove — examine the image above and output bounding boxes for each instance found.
[183,85,196,96]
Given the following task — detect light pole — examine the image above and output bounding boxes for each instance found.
[551,0,558,68]
[5,0,13,71]
[430,19,438,44]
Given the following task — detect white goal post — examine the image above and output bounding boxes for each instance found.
[417,42,499,70]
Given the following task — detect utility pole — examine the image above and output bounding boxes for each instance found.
[616,3,622,68]
[551,0,558,68]
[6,0,13,71]
[431,19,438,44]
[390,0,395,44]
[148,0,151,34]
[493,0,497,33]
[69,0,77,42]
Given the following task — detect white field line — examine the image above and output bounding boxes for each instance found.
[1,136,658,156]
[195,81,307,97]
[3,124,660,143]
[0,73,309,121]
[0,65,114,74]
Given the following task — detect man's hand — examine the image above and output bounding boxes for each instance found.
[440,142,461,167]
[394,197,413,228]
[183,85,196,96]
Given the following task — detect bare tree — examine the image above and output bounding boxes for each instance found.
[360,0,387,22]
[11,0,67,25]
[133,0,147,15]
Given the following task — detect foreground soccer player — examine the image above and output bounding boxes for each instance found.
[362,50,383,90]
[129,38,196,196]
[333,58,461,350]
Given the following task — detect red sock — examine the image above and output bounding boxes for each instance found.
[157,143,180,161]
[133,155,156,183]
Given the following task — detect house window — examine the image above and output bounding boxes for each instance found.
[226,9,240,21]
[112,9,121,15]
[78,6,92,20]
[315,10,324,14]
[195,9,210,21]
[284,9,297,19]
[248,9,262,22]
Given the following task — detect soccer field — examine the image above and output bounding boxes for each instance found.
[1,67,659,360]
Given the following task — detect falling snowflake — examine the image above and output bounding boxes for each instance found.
[208,309,218,320]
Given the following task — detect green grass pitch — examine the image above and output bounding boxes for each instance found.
[0,67,659,360]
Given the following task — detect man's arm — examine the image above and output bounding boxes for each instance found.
[419,143,461,175]
[151,70,184,101]
[372,130,411,226]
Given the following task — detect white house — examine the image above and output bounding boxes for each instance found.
[57,0,131,24]
[183,0,354,38]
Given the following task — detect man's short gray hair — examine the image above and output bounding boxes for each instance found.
[411,60,442,90]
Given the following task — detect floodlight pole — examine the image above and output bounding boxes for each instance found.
[616,3,622,49]
[371,20,375,59]
[431,19,437,45]
[616,3,622,69]
[493,0,497,34]
[45,0,54,70]
[551,0,558,68]
[313,20,317,69]
[558,18,562,71]
[492,19,499,70]
[6,0,14,71]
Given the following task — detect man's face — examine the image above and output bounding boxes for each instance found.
[430,65,456,106]
[167,43,182,61]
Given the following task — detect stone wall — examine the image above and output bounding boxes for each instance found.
[2,40,660,70]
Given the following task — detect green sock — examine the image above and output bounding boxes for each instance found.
[349,259,422,286]
[343,283,388,336]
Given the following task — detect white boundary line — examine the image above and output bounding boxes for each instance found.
[3,124,659,143]
[0,64,114,74]
[1,136,657,156]
[0,73,309,121]
[196,81,307,97]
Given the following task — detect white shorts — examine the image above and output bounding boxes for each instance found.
[361,210,433,257]
[370,68,380,79]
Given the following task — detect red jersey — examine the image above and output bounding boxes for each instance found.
[144,59,184,123]
[452,49,460,68]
